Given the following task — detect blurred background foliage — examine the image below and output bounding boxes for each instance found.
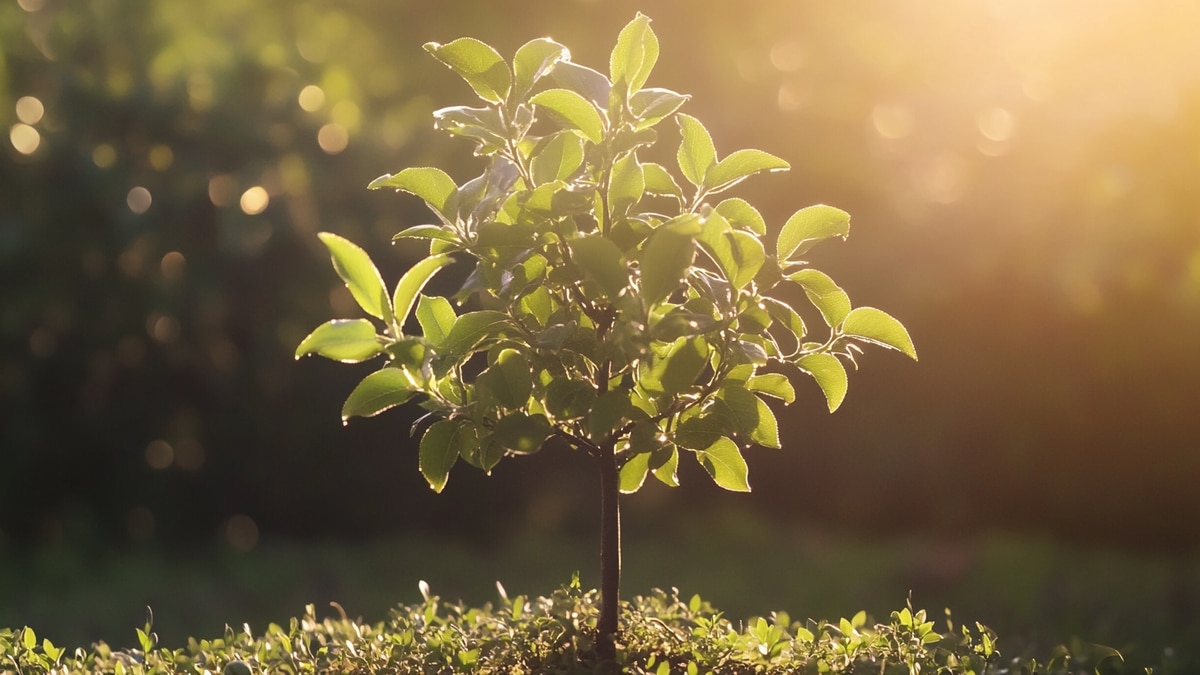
[2,0,1199,664]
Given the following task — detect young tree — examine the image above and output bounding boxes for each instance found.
[296,13,915,662]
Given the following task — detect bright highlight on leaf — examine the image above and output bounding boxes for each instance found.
[424,38,512,104]
[318,232,390,320]
[842,307,918,360]
[295,319,382,363]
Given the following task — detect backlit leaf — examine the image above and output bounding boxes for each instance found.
[419,419,470,493]
[529,88,604,145]
[369,167,459,224]
[714,198,766,235]
[704,149,789,191]
[796,352,848,412]
[650,444,680,487]
[787,269,851,327]
[589,390,632,441]
[777,204,851,262]
[569,235,629,298]
[530,131,585,186]
[415,295,456,347]
[746,373,796,404]
[608,151,645,218]
[393,254,455,329]
[424,38,511,104]
[842,306,918,360]
[318,232,390,320]
[676,114,716,188]
[342,368,419,421]
[630,88,689,129]
[491,412,552,454]
[642,162,682,199]
[476,349,532,409]
[610,12,659,94]
[618,451,651,493]
[550,61,611,108]
[639,223,696,306]
[697,437,750,492]
[441,311,512,358]
[295,319,383,363]
[392,225,461,245]
[512,38,569,101]
[545,378,597,420]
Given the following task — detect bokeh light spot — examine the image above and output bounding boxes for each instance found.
[145,439,174,469]
[127,186,152,214]
[188,72,215,112]
[208,174,237,206]
[15,96,45,124]
[149,144,174,171]
[910,153,968,204]
[10,124,40,154]
[977,107,1016,142]
[93,144,117,168]
[148,314,181,344]
[240,186,270,215]
[331,100,362,130]
[872,103,914,140]
[17,0,44,12]
[160,251,186,280]
[298,84,326,112]
[769,39,807,73]
[317,123,349,154]
[224,514,259,552]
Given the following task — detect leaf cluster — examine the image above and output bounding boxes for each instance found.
[1,581,1136,674]
[296,14,916,494]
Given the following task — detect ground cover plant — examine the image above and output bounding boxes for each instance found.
[295,12,916,661]
[3,578,1140,674]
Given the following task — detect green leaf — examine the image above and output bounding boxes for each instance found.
[512,38,569,101]
[630,88,690,130]
[639,223,696,306]
[650,444,680,487]
[841,307,918,360]
[476,349,532,409]
[550,60,611,107]
[714,198,766,235]
[777,204,851,262]
[673,413,725,451]
[762,296,807,345]
[643,337,708,397]
[441,311,512,358]
[295,319,383,363]
[697,437,750,492]
[569,235,629,298]
[619,450,652,493]
[608,151,645,218]
[796,352,848,412]
[704,149,790,191]
[610,12,659,94]
[545,378,597,420]
[530,131,585,186]
[697,212,764,290]
[589,390,632,441]
[746,373,796,404]
[676,114,716,188]
[424,38,511,104]
[318,232,391,320]
[393,254,455,329]
[719,385,780,448]
[432,105,507,154]
[22,626,36,650]
[491,412,552,454]
[529,88,605,145]
[342,368,419,422]
[392,224,462,245]
[787,269,851,326]
[642,162,683,199]
[416,295,456,347]
[419,419,470,493]
[368,167,459,224]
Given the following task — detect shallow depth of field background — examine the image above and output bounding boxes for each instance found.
[3,0,1199,667]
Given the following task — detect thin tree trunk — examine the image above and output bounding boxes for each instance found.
[596,440,621,664]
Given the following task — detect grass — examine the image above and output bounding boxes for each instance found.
[2,508,1197,672]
